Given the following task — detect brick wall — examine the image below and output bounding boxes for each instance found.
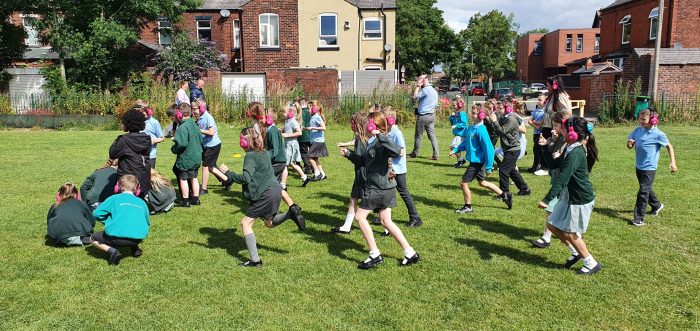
[671,0,700,48]
[241,0,299,72]
[657,65,700,95]
[516,33,545,82]
[621,52,652,93]
[581,72,619,112]
[265,68,337,97]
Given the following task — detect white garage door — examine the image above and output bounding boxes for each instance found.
[5,68,47,112]
[221,73,265,100]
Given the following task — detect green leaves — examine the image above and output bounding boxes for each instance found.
[153,32,228,84]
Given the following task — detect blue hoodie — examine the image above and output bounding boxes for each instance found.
[451,122,494,172]
[449,111,469,137]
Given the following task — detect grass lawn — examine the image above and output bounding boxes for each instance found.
[1,123,699,330]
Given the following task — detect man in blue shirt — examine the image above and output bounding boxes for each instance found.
[409,74,440,160]
[189,79,206,104]
[627,108,678,226]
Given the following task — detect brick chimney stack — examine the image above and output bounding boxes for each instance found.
[585,58,593,69]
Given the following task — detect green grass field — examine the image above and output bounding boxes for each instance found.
[1,124,699,330]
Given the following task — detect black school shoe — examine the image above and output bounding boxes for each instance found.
[330,227,351,234]
[406,218,423,227]
[132,246,143,258]
[577,263,603,275]
[190,197,201,206]
[501,192,513,210]
[289,204,306,231]
[301,176,312,187]
[399,253,420,267]
[358,255,384,269]
[108,249,124,266]
[564,254,581,269]
[530,238,551,248]
[516,188,532,196]
[239,260,263,268]
[177,199,190,208]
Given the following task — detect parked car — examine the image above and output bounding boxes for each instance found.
[489,88,514,100]
[470,85,486,96]
[522,83,549,100]
[449,84,461,91]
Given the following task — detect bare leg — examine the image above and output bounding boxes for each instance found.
[355,208,378,252]
[290,163,305,178]
[91,241,112,253]
[379,208,412,251]
[280,167,289,186]
[460,182,472,204]
[190,178,200,198]
[210,166,228,182]
[201,167,211,189]
[179,179,190,199]
[241,216,255,236]
[564,232,591,258]
[478,180,503,195]
[281,190,293,207]
[308,158,320,174]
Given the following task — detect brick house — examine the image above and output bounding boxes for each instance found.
[516,28,600,82]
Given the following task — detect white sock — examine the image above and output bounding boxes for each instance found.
[567,244,578,256]
[281,183,287,189]
[369,249,381,258]
[314,171,320,177]
[542,232,551,242]
[301,174,307,181]
[340,212,354,231]
[403,247,416,258]
[320,170,326,177]
[583,255,598,268]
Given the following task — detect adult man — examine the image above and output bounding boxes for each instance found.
[409,74,439,160]
[190,79,206,103]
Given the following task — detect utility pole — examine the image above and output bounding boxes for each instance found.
[652,0,664,101]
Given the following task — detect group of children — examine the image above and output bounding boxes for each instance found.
[46,77,678,274]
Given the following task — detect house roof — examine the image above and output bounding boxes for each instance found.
[344,0,397,9]
[601,0,636,11]
[196,0,251,10]
[137,40,164,52]
[572,62,622,75]
[566,55,603,66]
[635,48,700,65]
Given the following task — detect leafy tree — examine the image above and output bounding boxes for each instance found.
[517,28,549,39]
[34,0,202,93]
[0,0,31,84]
[154,32,228,83]
[459,10,519,92]
[396,0,461,79]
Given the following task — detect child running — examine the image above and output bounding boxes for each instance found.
[527,94,547,175]
[109,108,152,199]
[135,100,164,169]
[449,106,507,213]
[80,159,118,210]
[47,182,95,246]
[91,175,150,265]
[146,168,176,214]
[192,100,230,194]
[627,108,678,226]
[280,103,308,183]
[302,100,329,184]
[222,127,305,267]
[449,96,469,168]
[170,103,203,207]
[354,111,420,269]
[334,112,370,234]
[297,97,314,175]
[538,117,600,275]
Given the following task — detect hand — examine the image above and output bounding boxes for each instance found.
[552,130,560,138]
[552,152,561,159]
[448,152,455,158]
[538,201,548,209]
[538,134,547,146]
[670,162,678,173]
[489,113,498,122]
[371,129,380,135]
[340,148,349,157]
[219,164,229,173]
[627,139,635,149]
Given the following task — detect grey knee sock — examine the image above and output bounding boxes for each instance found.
[271,212,290,227]
[244,233,260,262]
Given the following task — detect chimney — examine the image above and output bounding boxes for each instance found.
[585,58,593,69]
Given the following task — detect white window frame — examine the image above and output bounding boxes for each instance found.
[157,20,172,46]
[362,18,382,40]
[319,13,338,47]
[649,7,659,40]
[620,15,631,44]
[576,34,583,53]
[565,34,572,52]
[233,19,241,49]
[611,58,624,69]
[259,13,280,48]
[196,18,212,42]
[20,14,40,46]
[363,66,381,70]
[595,34,600,53]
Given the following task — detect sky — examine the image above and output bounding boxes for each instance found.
[436,0,613,33]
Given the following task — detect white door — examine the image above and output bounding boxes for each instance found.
[5,68,47,112]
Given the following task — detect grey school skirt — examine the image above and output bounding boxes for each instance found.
[547,189,595,233]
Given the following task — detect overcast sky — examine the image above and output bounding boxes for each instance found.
[436,0,613,33]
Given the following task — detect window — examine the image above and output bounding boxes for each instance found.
[649,7,659,40]
[319,13,337,47]
[595,34,600,53]
[157,20,172,46]
[611,57,624,69]
[363,66,381,70]
[259,13,279,48]
[565,34,572,52]
[363,18,382,39]
[576,34,583,52]
[22,15,39,46]
[620,15,631,44]
[533,40,542,56]
[233,19,241,49]
[196,17,212,41]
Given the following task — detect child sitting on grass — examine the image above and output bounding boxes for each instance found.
[146,168,176,214]
[91,175,150,266]
[80,159,118,210]
[47,182,95,246]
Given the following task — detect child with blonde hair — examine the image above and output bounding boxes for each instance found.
[47,182,95,246]
[147,168,176,214]
[302,100,329,184]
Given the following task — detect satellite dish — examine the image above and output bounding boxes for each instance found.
[384,43,393,52]
[220,9,231,18]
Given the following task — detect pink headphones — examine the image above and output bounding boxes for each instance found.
[386,116,396,126]
[175,108,183,121]
[287,108,295,119]
[650,112,659,126]
[367,118,377,132]
[198,104,206,114]
[504,105,514,114]
[478,108,486,120]
[457,100,464,109]
[245,109,252,118]
[145,108,153,117]
[562,118,579,144]
[113,182,142,196]
[239,133,249,149]
[552,81,559,91]
[310,106,319,115]
[264,115,274,126]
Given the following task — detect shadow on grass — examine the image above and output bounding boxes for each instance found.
[409,158,455,168]
[412,193,457,210]
[454,237,559,269]
[430,183,498,198]
[458,218,541,241]
[594,207,633,223]
[301,226,365,263]
[192,227,289,261]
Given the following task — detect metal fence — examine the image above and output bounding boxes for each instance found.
[599,92,700,123]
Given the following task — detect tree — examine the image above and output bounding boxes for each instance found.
[154,32,228,83]
[517,28,549,39]
[396,0,461,79]
[459,10,519,92]
[34,0,202,92]
[0,1,30,74]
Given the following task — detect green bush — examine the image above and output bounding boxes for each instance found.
[0,94,13,114]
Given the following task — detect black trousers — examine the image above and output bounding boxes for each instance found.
[540,127,553,170]
[499,150,528,193]
[531,134,544,169]
[635,169,661,221]
[299,141,312,172]
[148,158,156,169]
[395,173,420,221]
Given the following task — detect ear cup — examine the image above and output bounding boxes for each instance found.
[146,108,153,117]
[256,114,263,121]
[287,110,295,119]
[199,105,206,114]
[114,182,120,194]
[245,110,252,118]
[55,193,61,203]
[552,82,559,90]
[135,183,141,197]
[387,116,396,126]
[457,101,464,109]
[175,110,183,121]
[505,105,514,114]
[310,106,318,115]
[650,113,659,125]
[265,115,274,126]
[478,109,486,120]
[367,119,377,132]
[566,125,579,143]
[239,134,249,149]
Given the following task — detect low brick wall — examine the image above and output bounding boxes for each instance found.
[0,115,116,128]
[265,68,338,97]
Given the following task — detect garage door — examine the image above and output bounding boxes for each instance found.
[221,73,265,100]
[4,68,48,112]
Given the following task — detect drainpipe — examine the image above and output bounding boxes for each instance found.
[358,7,362,70]
[380,3,387,70]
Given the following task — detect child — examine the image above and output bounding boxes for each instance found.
[538,117,601,275]
[280,103,308,183]
[80,159,118,210]
[354,111,420,269]
[192,100,230,194]
[384,107,423,227]
[176,80,190,106]
[449,97,469,168]
[136,100,164,169]
[449,106,507,213]
[486,99,531,209]
[147,168,176,214]
[528,94,547,174]
[531,111,571,248]
[109,108,152,199]
[627,108,678,226]
[164,104,180,138]
[170,103,203,207]
[47,182,95,246]
[91,175,150,265]
[222,128,305,267]
[482,100,503,168]
[297,97,313,175]
[335,112,370,234]
[302,100,329,184]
